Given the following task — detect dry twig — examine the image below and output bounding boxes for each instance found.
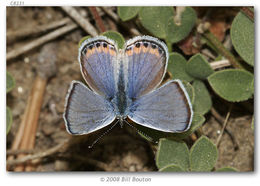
[7,23,77,61]
[11,43,58,171]
[211,107,239,150]
[7,139,70,167]
[210,59,231,70]
[7,149,35,156]
[241,7,254,21]
[216,105,233,147]
[14,76,47,171]
[203,31,243,69]
[61,6,98,36]
[7,18,71,44]
[89,7,106,33]
[7,93,32,166]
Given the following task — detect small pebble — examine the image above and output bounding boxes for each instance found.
[17,86,23,94]
[129,165,136,172]
[54,160,68,171]
[24,57,30,63]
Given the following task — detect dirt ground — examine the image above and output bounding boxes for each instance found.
[6,7,254,172]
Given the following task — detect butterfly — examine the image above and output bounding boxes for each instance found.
[63,35,193,138]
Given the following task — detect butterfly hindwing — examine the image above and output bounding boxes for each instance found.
[63,81,116,135]
[128,80,193,132]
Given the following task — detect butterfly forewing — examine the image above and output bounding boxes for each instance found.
[78,36,118,99]
[123,36,169,99]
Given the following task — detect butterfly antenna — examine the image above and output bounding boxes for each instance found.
[88,120,119,148]
[124,120,158,144]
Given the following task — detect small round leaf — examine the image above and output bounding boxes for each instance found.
[190,136,218,172]
[7,72,15,93]
[156,138,190,171]
[139,7,174,38]
[208,69,254,102]
[136,124,169,143]
[117,7,141,21]
[166,7,197,43]
[159,164,185,172]
[102,31,125,49]
[216,167,238,172]
[168,52,194,82]
[186,54,214,80]
[251,115,254,130]
[231,12,254,66]
[192,80,212,115]
[6,106,13,135]
[182,80,195,105]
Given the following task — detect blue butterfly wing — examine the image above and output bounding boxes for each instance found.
[79,36,118,99]
[63,81,116,135]
[124,36,168,99]
[128,80,193,132]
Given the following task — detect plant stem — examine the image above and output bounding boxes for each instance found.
[6,23,77,61]
[215,104,233,148]
[61,6,98,36]
[203,31,244,69]
[89,7,106,33]
[240,7,254,22]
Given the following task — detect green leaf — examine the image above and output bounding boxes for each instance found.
[173,112,205,139]
[190,136,218,172]
[6,106,13,135]
[159,164,185,172]
[168,52,194,82]
[102,31,125,49]
[78,35,91,48]
[156,138,190,171]
[182,80,195,105]
[192,80,212,115]
[231,12,254,66]
[166,7,197,43]
[117,6,141,21]
[139,7,174,38]
[186,54,214,80]
[251,115,254,130]
[216,167,238,172]
[7,72,15,93]
[136,124,169,143]
[208,69,254,102]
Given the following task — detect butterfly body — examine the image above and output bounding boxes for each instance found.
[112,60,130,126]
[64,36,193,135]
